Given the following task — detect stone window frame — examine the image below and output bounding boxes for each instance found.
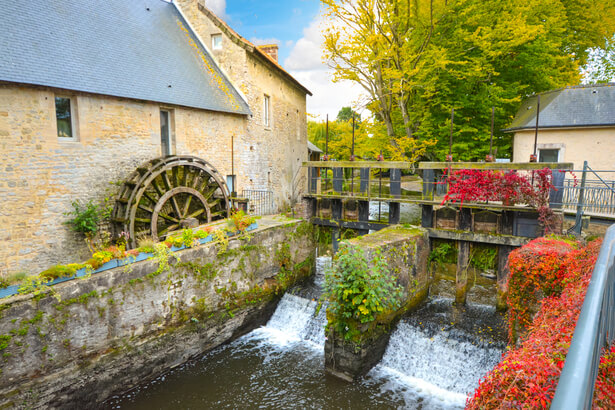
[263,94,271,129]
[211,33,222,50]
[159,108,176,156]
[537,143,565,162]
[55,95,79,142]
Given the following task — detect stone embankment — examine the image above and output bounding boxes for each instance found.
[324,225,430,381]
[0,216,314,409]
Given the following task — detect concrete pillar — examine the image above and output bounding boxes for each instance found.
[357,200,370,235]
[422,169,435,199]
[333,167,343,193]
[389,169,401,224]
[332,199,343,253]
[456,207,472,305]
[421,205,434,228]
[496,245,512,311]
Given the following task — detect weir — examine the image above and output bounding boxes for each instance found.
[303,160,574,308]
[107,256,505,409]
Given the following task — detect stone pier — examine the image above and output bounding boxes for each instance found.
[324,225,430,381]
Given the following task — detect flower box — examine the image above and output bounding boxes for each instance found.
[92,259,118,274]
[198,236,213,245]
[0,285,19,299]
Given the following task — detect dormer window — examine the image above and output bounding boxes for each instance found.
[212,34,222,50]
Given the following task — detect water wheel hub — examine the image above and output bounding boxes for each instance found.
[112,155,230,247]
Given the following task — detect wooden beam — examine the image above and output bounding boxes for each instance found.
[427,228,530,246]
[310,217,389,231]
[303,160,415,169]
[303,194,546,213]
[303,160,574,170]
[419,162,573,170]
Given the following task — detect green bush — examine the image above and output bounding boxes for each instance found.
[324,244,403,342]
[64,200,109,236]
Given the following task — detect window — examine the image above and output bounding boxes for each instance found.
[160,110,172,156]
[55,96,76,139]
[226,175,236,195]
[263,95,270,127]
[212,34,222,50]
[539,148,559,163]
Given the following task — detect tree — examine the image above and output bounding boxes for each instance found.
[322,0,444,142]
[336,106,361,123]
[582,35,615,83]
[322,0,615,161]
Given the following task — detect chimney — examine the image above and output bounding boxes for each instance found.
[258,44,279,62]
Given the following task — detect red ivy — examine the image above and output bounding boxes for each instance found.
[441,168,560,233]
[467,238,615,409]
[506,237,575,341]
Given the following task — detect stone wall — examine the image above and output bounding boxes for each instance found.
[175,0,309,208]
[1,1,309,276]
[0,84,249,276]
[0,218,315,409]
[324,225,430,381]
[512,128,615,170]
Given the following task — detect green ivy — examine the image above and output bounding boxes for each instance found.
[324,244,403,342]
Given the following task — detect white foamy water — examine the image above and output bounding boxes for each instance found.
[250,293,327,348]
[242,256,502,409]
[368,320,503,408]
[314,256,331,287]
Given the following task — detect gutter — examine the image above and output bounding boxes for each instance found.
[503,124,615,133]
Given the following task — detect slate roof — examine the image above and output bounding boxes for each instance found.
[503,83,615,132]
[195,2,312,96]
[0,0,250,115]
[307,141,323,153]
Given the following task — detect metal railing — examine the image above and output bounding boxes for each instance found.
[551,224,615,409]
[556,163,615,219]
[241,189,275,216]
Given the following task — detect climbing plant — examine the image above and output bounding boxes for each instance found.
[324,244,403,342]
[441,168,560,233]
[467,239,615,409]
[506,237,575,342]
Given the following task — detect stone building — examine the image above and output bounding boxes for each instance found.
[0,0,311,275]
[505,83,615,170]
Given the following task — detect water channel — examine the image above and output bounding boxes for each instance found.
[105,256,505,409]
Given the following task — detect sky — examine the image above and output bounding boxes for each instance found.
[205,0,364,120]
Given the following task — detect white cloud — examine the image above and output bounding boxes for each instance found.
[205,0,226,19]
[284,13,365,120]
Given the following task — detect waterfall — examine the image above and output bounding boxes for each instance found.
[313,256,330,288]
[107,257,505,409]
[367,301,504,408]
[254,293,327,347]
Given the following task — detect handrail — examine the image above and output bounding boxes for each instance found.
[302,160,574,170]
[551,224,615,409]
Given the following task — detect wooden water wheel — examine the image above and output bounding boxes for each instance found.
[112,155,230,248]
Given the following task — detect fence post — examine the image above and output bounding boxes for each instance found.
[389,168,401,224]
[309,167,318,194]
[549,170,566,209]
[332,167,343,193]
[574,161,588,236]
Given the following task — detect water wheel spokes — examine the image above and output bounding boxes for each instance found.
[113,156,231,247]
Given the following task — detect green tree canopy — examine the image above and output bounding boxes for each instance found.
[322,0,615,161]
[336,106,361,123]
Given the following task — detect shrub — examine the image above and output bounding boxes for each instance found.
[467,239,615,409]
[506,237,574,341]
[324,244,403,343]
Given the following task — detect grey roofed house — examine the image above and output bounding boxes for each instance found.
[503,83,615,132]
[0,0,250,115]
[307,141,323,154]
